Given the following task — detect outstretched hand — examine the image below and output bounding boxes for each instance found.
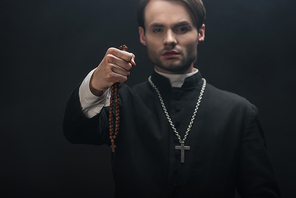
[90,47,136,96]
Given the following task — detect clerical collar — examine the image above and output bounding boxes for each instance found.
[154,68,199,88]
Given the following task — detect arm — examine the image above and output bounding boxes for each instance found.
[63,47,136,145]
[79,68,110,119]
[236,105,280,198]
[63,86,110,145]
[89,47,135,96]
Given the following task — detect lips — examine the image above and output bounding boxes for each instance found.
[162,50,180,59]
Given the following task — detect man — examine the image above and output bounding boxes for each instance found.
[63,0,280,197]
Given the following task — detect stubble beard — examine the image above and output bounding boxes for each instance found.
[147,46,198,74]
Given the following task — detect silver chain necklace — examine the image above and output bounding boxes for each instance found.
[148,76,206,163]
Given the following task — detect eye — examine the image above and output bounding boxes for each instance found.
[175,26,189,33]
[153,28,163,33]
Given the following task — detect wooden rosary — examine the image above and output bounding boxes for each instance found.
[109,45,130,153]
[109,81,119,153]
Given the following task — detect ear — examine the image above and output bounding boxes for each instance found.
[139,27,147,46]
[198,24,205,42]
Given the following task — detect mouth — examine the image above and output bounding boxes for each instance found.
[162,50,180,59]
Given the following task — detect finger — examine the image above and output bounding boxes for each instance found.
[107,66,129,84]
[110,63,131,77]
[130,54,136,66]
[107,47,136,65]
[105,53,133,71]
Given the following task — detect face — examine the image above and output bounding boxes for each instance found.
[139,0,205,74]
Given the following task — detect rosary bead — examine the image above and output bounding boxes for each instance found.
[119,45,128,51]
[109,47,128,153]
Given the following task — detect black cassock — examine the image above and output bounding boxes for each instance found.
[63,71,280,198]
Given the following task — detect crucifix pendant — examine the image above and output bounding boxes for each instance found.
[111,142,117,153]
[175,141,190,163]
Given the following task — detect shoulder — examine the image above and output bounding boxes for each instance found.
[133,81,151,93]
[205,83,258,115]
[120,81,151,95]
[118,81,153,102]
[206,84,248,103]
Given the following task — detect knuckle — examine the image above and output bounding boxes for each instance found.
[127,53,134,60]
[120,76,128,84]
[107,47,116,54]
[105,54,115,62]
[106,72,115,81]
[107,64,115,73]
[126,64,132,71]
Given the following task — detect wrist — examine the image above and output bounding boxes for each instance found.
[89,73,106,96]
[89,83,105,96]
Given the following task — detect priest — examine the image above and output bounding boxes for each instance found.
[63,0,280,197]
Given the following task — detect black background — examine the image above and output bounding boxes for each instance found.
[1,0,296,197]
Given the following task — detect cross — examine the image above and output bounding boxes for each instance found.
[175,141,190,163]
[111,142,117,153]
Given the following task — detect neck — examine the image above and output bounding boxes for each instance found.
[154,64,195,75]
[154,68,198,88]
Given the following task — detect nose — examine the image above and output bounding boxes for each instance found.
[163,30,177,48]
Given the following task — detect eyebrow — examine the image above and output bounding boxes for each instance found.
[150,23,164,28]
[150,21,192,28]
[173,21,191,28]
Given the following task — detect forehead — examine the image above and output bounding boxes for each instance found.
[144,0,194,27]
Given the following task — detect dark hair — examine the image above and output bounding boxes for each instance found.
[136,0,206,30]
